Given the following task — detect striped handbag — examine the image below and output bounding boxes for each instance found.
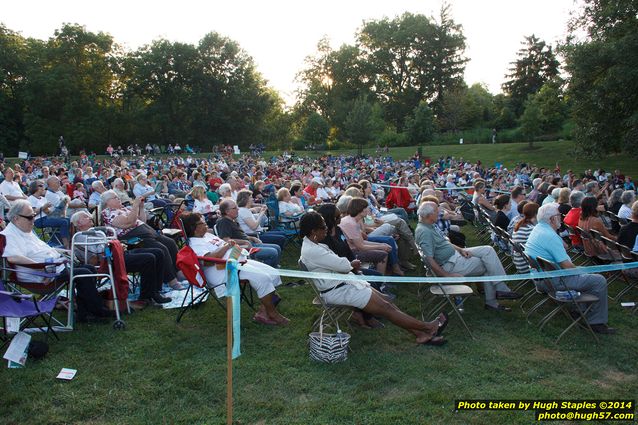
[308,315,350,363]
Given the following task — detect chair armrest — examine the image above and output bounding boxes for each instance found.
[197,256,227,265]
[0,290,33,299]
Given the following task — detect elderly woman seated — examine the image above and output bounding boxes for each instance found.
[181,212,288,325]
[100,190,186,290]
[299,212,447,345]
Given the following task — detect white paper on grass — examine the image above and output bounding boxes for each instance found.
[3,332,31,365]
[621,302,636,308]
[56,368,77,380]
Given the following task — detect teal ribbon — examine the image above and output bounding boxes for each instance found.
[226,260,241,359]
[238,261,638,284]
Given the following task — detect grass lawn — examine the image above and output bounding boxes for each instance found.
[266,140,638,178]
[2,225,637,424]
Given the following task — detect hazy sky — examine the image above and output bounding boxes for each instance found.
[2,0,575,105]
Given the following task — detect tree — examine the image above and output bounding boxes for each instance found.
[564,0,638,156]
[357,8,467,129]
[0,25,29,155]
[502,35,560,116]
[405,101,435,145]
[296,39,371,136]
[534,79,567,134]
[519,94,542,148]
[302,112,330,148]
[344,96,384,155]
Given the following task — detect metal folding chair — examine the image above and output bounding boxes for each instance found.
[298,260,353,333]
[535,256,600,344]
[416,247,476,339]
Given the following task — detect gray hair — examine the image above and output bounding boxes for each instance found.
[537,203,560,223]
[335,195,352,213]
[91,180,104,190]
[112,178,125,188]
[70,210,92,227]
[550,187,561,200]
[46,176,59,186]
[417,201,438,219]
[608,188,623,207]
[7,200,31,221]
[569,190,585,208]
[532,177,542,189]
[621,190,635,206]
[585,181,598,193]
[100,190,119,209]
[218,183,231,196]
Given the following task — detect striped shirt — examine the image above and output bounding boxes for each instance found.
[512,223,535,274]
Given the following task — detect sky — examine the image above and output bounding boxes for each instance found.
[2,0,576,106]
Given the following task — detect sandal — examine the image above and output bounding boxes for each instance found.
[423,336,447,346]
[436,312,449,337]
[252,313,278,326]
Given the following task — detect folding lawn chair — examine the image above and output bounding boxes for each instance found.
[534,256,600,344]
[174,217,255,323]
[0,280,59,349]
[0,234,73,332]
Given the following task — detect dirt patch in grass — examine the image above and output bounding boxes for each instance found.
[530,346,561,361]
[593,370,637,390]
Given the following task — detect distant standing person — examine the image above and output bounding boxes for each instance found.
[492,128,497,144]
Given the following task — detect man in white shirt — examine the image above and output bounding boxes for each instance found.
[45,176,69,217]
[0,168,27,203]
[1,200,110,321]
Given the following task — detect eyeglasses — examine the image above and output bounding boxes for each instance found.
[19,214,37,221]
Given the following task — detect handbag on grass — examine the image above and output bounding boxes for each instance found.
[308,315,350,363]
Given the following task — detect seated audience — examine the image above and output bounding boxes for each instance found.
[300,211,447,345]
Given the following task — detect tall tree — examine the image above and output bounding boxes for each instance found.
[357,8,467,129]
[564,0,638,156]
[502,35,560,116]
[0,25,29,154]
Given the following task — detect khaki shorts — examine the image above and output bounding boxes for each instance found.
[323,283,373,310]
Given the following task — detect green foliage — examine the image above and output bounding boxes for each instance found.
[519,95,543,147]
[302,112,329,146]
[404,101,435,145]
[502,35,560,116]
[358,8,467,129]
[0,23,285,155]
[564,0,638,157]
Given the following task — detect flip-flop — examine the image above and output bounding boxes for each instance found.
[252,313,278,326]
[423,336,447,346]
[436,312,449,337]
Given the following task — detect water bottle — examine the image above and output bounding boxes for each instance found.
[44,257,56,274]
[555,290,580,301]
[454,296,465,313]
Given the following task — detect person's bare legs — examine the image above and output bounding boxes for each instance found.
[261,293,289,324]
[362,290,444,343]
[375,257,388,274]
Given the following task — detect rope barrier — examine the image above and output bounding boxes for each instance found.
[238,260,638,284]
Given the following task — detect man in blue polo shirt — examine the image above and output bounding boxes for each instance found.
[524,203,615,334]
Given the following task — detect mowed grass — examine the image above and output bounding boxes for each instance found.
[1,225,638,425]
[267,140,638,178]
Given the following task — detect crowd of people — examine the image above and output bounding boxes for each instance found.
[0,149,634,342]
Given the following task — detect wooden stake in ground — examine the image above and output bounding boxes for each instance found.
[227,296,233,425]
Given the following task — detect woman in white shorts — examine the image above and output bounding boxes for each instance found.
[299,211,447,345]
[182,212,288,326]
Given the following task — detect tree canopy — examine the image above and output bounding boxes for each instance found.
[0,23,286,155]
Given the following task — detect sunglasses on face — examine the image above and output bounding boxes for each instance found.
[19,214,37,221]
